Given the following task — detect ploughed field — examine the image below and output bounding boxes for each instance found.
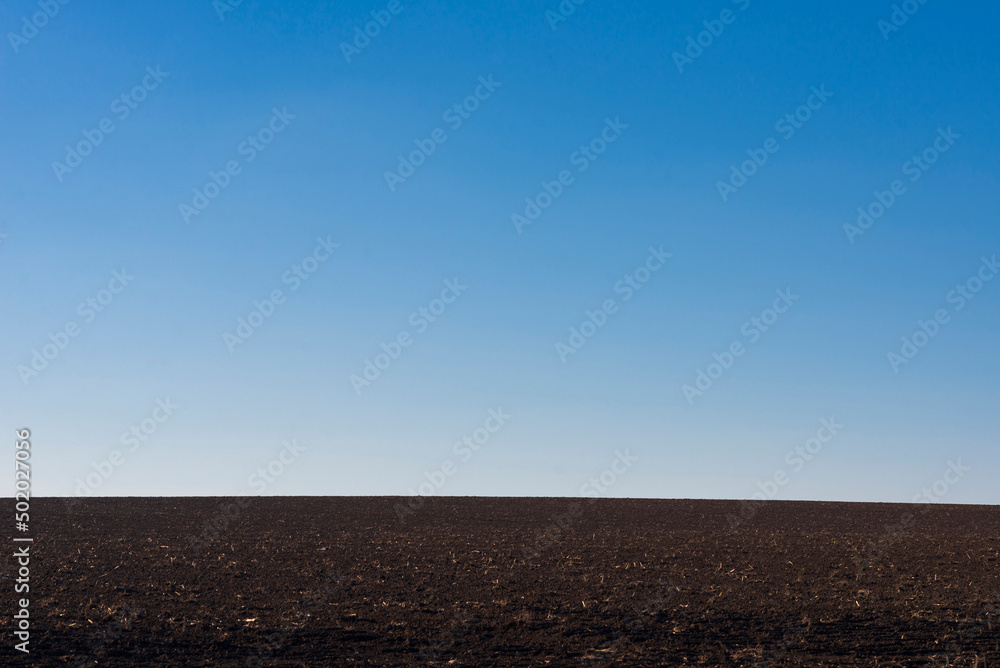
[6,497,1000,666]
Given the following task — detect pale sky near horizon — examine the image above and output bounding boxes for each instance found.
[1,0,998,503]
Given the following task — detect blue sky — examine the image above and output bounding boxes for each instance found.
[1,0,997,503]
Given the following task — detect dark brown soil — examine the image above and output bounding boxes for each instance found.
[4,497,999,666]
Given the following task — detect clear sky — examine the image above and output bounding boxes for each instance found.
[2,0,997,503]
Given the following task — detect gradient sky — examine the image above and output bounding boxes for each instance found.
[1,0,998,503]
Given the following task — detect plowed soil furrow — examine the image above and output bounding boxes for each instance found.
[3,497,998,666]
